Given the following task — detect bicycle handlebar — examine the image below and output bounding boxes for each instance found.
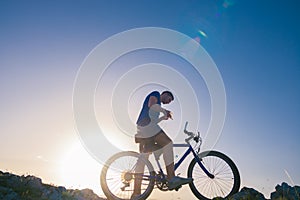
[184,121,202,146]
[184,121,194,136]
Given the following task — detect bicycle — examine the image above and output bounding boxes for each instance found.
[100,122,240,200]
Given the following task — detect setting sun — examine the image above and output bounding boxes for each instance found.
[59,140,103,196]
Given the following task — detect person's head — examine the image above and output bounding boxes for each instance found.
[160,91,174,104]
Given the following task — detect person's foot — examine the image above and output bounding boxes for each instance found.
[168,176,193,190]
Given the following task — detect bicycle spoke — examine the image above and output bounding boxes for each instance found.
[101,151,155,200]
[188,151,240,199]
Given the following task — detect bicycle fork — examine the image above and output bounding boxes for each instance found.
[174,145,215,179]
[193,151,215,179]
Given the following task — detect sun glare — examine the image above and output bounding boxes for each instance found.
[59,140,103,196]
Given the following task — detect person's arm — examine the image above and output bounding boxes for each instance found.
[148,95,158,107]
[148,95,173,123]
[148,96,168,115]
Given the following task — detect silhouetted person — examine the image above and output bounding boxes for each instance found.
[132,91,192,199]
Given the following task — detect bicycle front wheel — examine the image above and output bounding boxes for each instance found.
[100,151,155,200]
[188,150,240,200]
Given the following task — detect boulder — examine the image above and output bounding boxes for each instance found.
[271,182,300,200]
[230,187,266,200]
[213,187,267,200]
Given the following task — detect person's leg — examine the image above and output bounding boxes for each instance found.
[154,130,193,190]
[132,142,150,197]
[153,130,175,180]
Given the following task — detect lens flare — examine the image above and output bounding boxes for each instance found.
[198,30,207,38]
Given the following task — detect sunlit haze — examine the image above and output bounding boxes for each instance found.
[1,1,299,199]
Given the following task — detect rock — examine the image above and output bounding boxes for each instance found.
[230,187,267,200]
[24,175,43,189]
[212,187,267,200]
[0,186,19,200]
[68,188,104,200]
[212,183,300,200]
[0,170,106,200]
[41,186,62,200]
[271,182,300,200]
[2,170,299,200]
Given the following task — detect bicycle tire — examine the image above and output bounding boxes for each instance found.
[187,150,240,200]
[100,151,155,200]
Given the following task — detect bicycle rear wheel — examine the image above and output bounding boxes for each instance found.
[188,150,240,200]
[100,151,155,200]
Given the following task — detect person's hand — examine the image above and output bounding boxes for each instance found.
[165,110,173,120]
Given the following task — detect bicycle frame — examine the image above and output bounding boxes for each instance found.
[154,142,214,181]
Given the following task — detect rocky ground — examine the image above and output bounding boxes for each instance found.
[213,183,300,200]
[0,171,104,200]
[1,170,299,200]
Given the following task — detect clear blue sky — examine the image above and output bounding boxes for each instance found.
[1,0,299,199]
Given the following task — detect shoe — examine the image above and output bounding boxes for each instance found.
[168,176,193,190]
[130,193,141,200]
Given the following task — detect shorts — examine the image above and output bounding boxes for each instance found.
[136,122,162,139]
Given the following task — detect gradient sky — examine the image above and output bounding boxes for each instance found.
[1,0,300,199]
